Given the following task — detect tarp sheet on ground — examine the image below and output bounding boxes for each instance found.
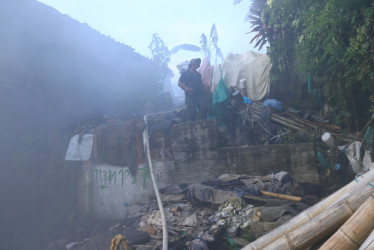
[211,51,271,101]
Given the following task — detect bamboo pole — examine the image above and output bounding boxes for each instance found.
[251,102,340,131]
[272,113,308,129]
[250,105,302,128]
[262,185,374,250]
[251,101,340,131]
[249,105,307,131]
[269,116,306,131]
[284,111,341,131]
[242,168,374,250]
[251,105,314,131]
[320,194,374,250]
[359,229,374,250]
[260,190,302,202]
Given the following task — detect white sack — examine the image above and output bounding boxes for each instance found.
[65,134,94,161]
[211,51,271,101]
[345,141,374,174]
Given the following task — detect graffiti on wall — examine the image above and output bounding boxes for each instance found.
[87,165,151,190]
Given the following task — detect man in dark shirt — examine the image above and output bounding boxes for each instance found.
[178,58,208,121]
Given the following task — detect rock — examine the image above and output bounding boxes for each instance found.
[180,214,198,227]
[139,226,156,236]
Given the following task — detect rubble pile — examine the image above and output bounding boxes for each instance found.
[50,171,323,250]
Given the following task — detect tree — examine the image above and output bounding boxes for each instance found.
[247,0,306,103]
[148,33,173,89]
[246,0,374,129]
[246,0,268,51]
[170,23,224,64]
[298,0,374,128]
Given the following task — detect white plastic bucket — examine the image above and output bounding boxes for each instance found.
[322,132,335,148]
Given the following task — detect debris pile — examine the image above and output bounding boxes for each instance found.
[50,171,324,250]
[233,101,343,147]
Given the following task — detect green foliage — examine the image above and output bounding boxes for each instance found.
[248,0,307,100]
[247,0,374,129]
[240,228,253,242]
[298,0,374,127]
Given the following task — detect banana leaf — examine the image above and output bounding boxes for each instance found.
[170,44,201,54]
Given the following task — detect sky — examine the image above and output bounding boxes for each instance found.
[36,0,265,101]
[36,0,264,58]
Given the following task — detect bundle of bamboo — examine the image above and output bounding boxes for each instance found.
[242,167,374,250]
[262,185,374,249]
[320,194,374,249]
[248,103,341,134]
[359,229,374,249]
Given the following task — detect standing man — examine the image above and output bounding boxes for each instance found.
[178,58,208,121]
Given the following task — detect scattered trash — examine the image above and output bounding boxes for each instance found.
[110,234,132,250]
[49,170,357,249]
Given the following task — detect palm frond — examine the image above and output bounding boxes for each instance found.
[250,26,263,32]
[250,0,266,10]
[210,23,218,46]
[250,9,262,16]
[254,37,265,48]
[250,32,262,43]
[246,0,268,51]
[170,44,201,54]
[200,33,208,54]
[248,14,261,20]
[258,38,268,50]
[215,47,224,63]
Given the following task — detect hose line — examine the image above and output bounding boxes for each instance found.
[143,114,168,250]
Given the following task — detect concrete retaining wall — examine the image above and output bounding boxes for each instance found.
[78,163,154,219]
[79,119,319,219]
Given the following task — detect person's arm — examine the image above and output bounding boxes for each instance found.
[178,80,192,93]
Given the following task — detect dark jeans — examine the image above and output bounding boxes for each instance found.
[185,94,208,121]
